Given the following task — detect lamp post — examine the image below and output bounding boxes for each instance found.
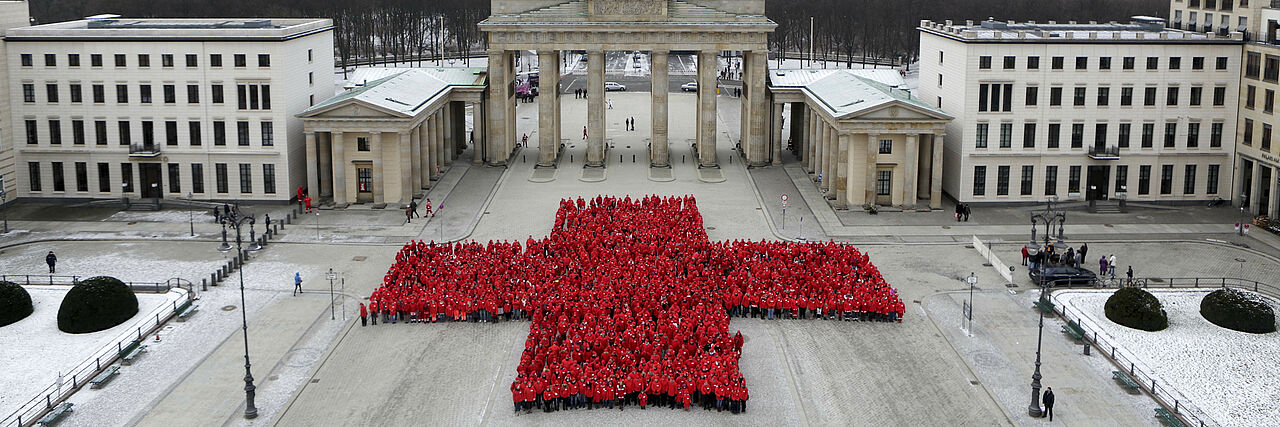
[964,272,976,336]
[186,192,195,237]
[316,211,321,240]
[326,268,337,320]
[1239,193,1249,236]
[1,186,8,234]
[1027,197,1065,418]
[217,209,261,419]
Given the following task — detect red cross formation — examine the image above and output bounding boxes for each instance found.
[368,195,903,409]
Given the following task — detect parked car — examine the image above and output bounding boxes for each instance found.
[681,82,698,92]
[605,82,627,91]
[1029,266,1098,286]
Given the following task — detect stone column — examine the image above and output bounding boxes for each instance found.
[790,102,804,165]
[419,122,432,187]
[318,133,332,197]
[835,131,850,208]
[904,134,919,208]
[442,101,454,163]
[304,131,319,201]
[806,110,817,173]
[744,51,769,166]
[651,49,670,167]
[436,110,448,166]
[472,100,485,165]
[331,131,347,205]
[771,102,784,166]
[371,131,384,204]
[399,130,412,204]
[825,124,837,198]
[918,133,932,200]
[538,50,561,167]
[410,125,422,192]
[697,50,718,167]
[931,133,946,209]
[865,133,880,204]
[847,132,865,206]
[1252,162,1264,215]
[586,50,606,167]
[486,50,513,165]
[427,115,439,177]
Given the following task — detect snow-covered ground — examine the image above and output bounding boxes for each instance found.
[105,210,215,224]
[0,286,181,420]
[1054,289,1280,427]
[0,241,227,285]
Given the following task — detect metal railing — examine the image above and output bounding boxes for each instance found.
[1087,145,1120,159]
[0,275,173,294]
[128,144,161,156]
[2,287,191,427]
[1046,276,1279,300]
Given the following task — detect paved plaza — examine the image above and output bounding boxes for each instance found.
[2,90,1279,427]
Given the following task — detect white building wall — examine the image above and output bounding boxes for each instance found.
[0,1,28,203]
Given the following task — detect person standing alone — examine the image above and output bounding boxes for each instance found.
[45,251,57,273]
[294,272,304,296]
[1042,387,1055,420]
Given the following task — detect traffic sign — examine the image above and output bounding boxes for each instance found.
[781,194,789,202]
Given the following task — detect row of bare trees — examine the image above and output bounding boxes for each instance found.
[32,0,1169,69]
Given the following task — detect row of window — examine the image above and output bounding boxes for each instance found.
[974,54,1230,72]
[972,164,1221,197]
[974,121,1226,150]
[1244,52,1280,82]
[22,82,276,110]
[20,52,282,69]
[27,161,276,195]
[1241,118,1276,151]
[976,83,1228,112]
[24,118,275,148]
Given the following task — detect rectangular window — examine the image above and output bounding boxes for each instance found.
[1120,87,1133,106]
[69,84,81,103]
[1097,87,1109,106]
[74,162,88,192]
[1118,123,1131,148]
[1210,122,1223,148]
[1144,87,1157,106]
[1184,165,1197,195]
[186,54,198,67]
[1099,57,1112,70]
[20,53,31,67]
[261,122,274,147]
[21,84,33,103]
[191,163,205,194]
[168,163,181,193]
[211,84,224,104]
[1247,52,1261,78]
[1142,123,1155,148]
[975,123,988,148]
[121,163,133,193]
[94,121,107,145]
[875,170,891,196]
[46,84,58,103]
[1048,124,1061,148]
[999,123,1012,148]
[979,56,992,69]
[1207,165,1220,195]
[237,121,250,146]
[72,120,84,145]
[51,162,64,192]
[1075,56,1088,70]
[1027,56,1040,69]
[25,120,37,144]
[1073,87,1086,106]
[1146,57,1159,70]
[1247,85,1256,109]
[234,54,246,67]
[161,54,173,68]
[1049,87,1062,106]
[1123,56,1135,70]
[1166,86,1179,106]
[972,166,986,196]
[1095,124,1108,148]
[189,122,202,146]
[1264,124,1273,152]
[28,162,41,191]
[163,85,175,104]
[1138,165,1151,195]
[238,163,252,194]
[43,53,55,67]
[996,165,1010,196]
[90,54,102,67]
[1164,123,1177,148]
[1190,86,1202,106]
[1216,57,1228,70]
[1159,165,1175,195]
[260,85,270,110]
[1025,86,1038,106]
[1051,57,1064,70]
[116,84,128,103]
[1071,123,1084,148]
[98,163,111,192]
[1169,57,1181,70]
[92,84,104,103]
[214,121,226,146]
[257,54,271,68]
[1187,123,1200,148]
[1116,165,1128,194]
[1003,56,1015,69]
[1267,55,1280,82]
[210,54,222,67]
[237,84,247,109]
[1268,89,1276,113]
[1023,123,1036,148]
[878,139,892,154]
[187,85,199,104]
[1213,87,1226,106]
[215,163,228,193]
[358,137,370,151]
[48,120,61,145]
[1192,57,1204,70]
[1021,165,1034,195]
[263,164,276,194]
[1245,118,1254,146]
[141,121,154,146]
[1068,165,1081,194]
[137,54,149,67]
[165,121,178,146]
[118,121,131,145]
[140,85,151,103]
[1045,166,1058,196]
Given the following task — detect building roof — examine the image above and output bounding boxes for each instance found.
[6,17,332,41]
[481,0,773,28]
[919,18,1244,44]
[303,68,486,118]
[770,69,950,121]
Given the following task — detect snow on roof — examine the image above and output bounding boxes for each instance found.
[770,69,945,120]
[918,19,1244,43]
[306,68,485,117]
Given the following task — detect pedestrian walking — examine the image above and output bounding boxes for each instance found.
[1126,265,1134,284]
[607,100,614,109]
[45,251,57,273]
[1074,251,1083,268]
[293,272,304,296]
[1079,243,1088,262]
[583,126,588,140]
[1021,246,1029,266]
[405,205,414,224]
[1108,254,1117,276]
[954,203,962,222]
[1099,256,1109,276]
[1042,387,1055,420]
[304,195,312,213]
[522,133,529,147]
[359,302,368,326]
[962,203,971,222]
[425,198,434,218]
[297,185,305,205]
[212,206,221,223]
[410,200,420,218]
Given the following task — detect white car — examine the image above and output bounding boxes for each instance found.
[605,82,627,91]
[681,82,698,92]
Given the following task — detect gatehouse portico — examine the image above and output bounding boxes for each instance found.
[478,0,777,170]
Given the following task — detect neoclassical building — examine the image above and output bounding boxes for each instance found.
[770,69,951,209]
[297,68,484,206]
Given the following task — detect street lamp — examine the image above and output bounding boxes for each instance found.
[1028,275,1048,417]
[217,209,259,419]
[1,186,8,234]
[1239,193,1249,236]
[186,192,195,237]
[326,268,337,320]
[964,272,976,336]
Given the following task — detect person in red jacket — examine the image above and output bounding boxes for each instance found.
[359,302,367,327]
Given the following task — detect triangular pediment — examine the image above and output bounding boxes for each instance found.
[302,99,406,119]
[845,103,949,121]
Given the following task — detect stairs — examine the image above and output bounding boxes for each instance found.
[1092,201,1122,214]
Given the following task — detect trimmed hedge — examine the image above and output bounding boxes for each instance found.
[0,281,33,327]
[1105,287,1169,332]
[1201,288,1276,334]
[57,276,138,334]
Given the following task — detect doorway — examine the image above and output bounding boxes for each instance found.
[1260,166,1272,217]
[875,169,893,206]
[139,163,163,199]
[1087,165,1110,201]
[355,163,373,204]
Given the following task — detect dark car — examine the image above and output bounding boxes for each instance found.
[1029,266,1098,286]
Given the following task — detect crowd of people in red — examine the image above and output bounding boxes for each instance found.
[361,195,904,415]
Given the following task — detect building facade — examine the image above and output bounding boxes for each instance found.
[6,16,334,201]
[1170,0,1280,216]
[0,1,28,203]
[919,18,1243,204]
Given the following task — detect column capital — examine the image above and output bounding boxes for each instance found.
[304,131,316,136]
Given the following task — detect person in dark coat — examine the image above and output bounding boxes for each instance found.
[955,203,963,222]
[1042,387,1055,420]
[962,203,971,221]
[46,251,57,273]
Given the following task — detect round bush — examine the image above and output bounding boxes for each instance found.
[0,281,33,327]
[1104,287,1169,332]
[57,276,138,334]
[1200,288,1276,334]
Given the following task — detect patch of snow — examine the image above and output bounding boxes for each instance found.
[105,210,215,224]
[1054,289,1280,427]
